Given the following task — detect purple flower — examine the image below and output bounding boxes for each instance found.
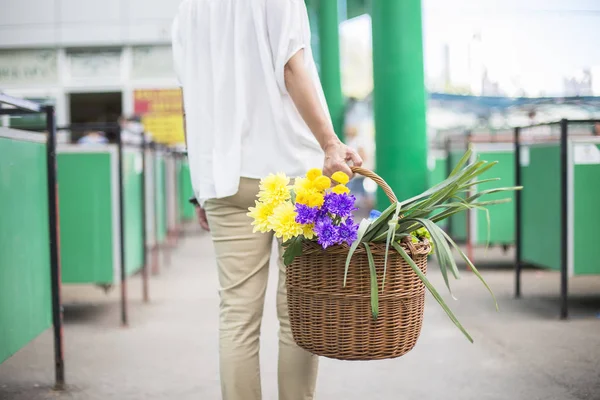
[323,193,357,218]
[295,204,319,224]
[314,216,340,249]
[338,218,359,245]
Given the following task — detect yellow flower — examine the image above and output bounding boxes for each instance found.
[331,171,350,185]
[294,177,314,193]
[332,184,350,195]
[306,168,322,181]
[296,188,325,208]
[268,202,303,242]
[247,201,275,233]
[258,173,291,205]
[302,224,316,240]
[313,175,331,191]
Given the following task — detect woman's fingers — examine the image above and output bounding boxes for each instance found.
[346,148,363,168]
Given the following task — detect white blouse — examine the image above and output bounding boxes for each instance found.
[172,0,328,205]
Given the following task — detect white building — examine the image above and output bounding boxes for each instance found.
[0,0,181,141]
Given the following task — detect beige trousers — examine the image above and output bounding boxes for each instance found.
[204,178,319,400]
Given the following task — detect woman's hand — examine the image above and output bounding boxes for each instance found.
[195,206,210,231]
[323,139,363,177]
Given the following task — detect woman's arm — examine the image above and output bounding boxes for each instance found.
[284,50,362,177]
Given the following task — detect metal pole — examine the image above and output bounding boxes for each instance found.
[151,142,160,276]
[117,129,128,326]
[45,105,65,389]
[174,153,180,239]
[514,127,522,298]
[560,119,569,320]
[140,135,149,303]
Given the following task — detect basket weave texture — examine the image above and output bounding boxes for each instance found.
[286,239,430,361]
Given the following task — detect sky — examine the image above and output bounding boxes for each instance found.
[422,0,600,95]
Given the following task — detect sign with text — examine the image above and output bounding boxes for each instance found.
[134,89,184,144]
[0,50,58,86]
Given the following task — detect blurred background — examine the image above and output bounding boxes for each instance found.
[1,1,599,399]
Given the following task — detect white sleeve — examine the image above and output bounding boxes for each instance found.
[171,13,184,87]
[265,0,308,95]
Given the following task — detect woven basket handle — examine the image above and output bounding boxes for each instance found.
[350,166,398,204]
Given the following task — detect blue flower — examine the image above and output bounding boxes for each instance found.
[295,203,319,224]
[323,193,357,218]
[338,218,359,245]
[314,215,340,249]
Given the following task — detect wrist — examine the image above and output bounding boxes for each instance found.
[321,134,341,152]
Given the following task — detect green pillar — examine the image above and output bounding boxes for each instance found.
[372,0,428,205]
[317,0,344,141]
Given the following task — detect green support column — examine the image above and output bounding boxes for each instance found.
[372,0,428,205]
[317,0,345,141]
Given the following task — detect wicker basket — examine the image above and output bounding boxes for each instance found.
[286,167,431,361]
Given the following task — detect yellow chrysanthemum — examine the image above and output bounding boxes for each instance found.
[306,168,322,181]
[313,175,331,191]
[268,202,303,242]
[302,224,316,240]
[296,188,325,208]
[332,184,350,195]
[331,171,350,185]
[258,173,291,205]
[247,201,275,233]
[294,177,314,193]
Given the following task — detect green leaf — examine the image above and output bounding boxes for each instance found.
[461,177,501,189]
[392,242,474,343]
[449,145,473,177]
[383,202,402,290]
[465,186,523,203]
[344,219,371,287]
[393,158,482,210]
[283,236,304,267]
[403,218,459,298]
[364,243,379,319]
[438,229,499,312]
[363,202,399,242]
[417,218,461,281]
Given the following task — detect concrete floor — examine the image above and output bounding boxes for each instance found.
[1,226,599,400]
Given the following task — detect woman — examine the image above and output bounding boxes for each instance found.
[172,1,362,399]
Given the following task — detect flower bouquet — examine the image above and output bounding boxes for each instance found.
[248,148,520,361]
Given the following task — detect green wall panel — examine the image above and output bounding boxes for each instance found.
[155,156,167,242]
[0,137,52,363]
[428,153,448,228]
[57,151,115,283]
[123,150,144,276]
[473,150,516,245]
[448,150,467,240]
[521,145,561,271]
[178,160,194,221]
[572,144,600,275]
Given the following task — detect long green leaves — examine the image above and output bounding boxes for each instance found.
[332,149,520,342]
[364,243,379,319]
[382,202,402,290]
[439,228,499,311]
[393,242,474,343]
[344,219,371,287]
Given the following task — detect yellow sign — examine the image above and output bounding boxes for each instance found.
[134,89,184,144]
